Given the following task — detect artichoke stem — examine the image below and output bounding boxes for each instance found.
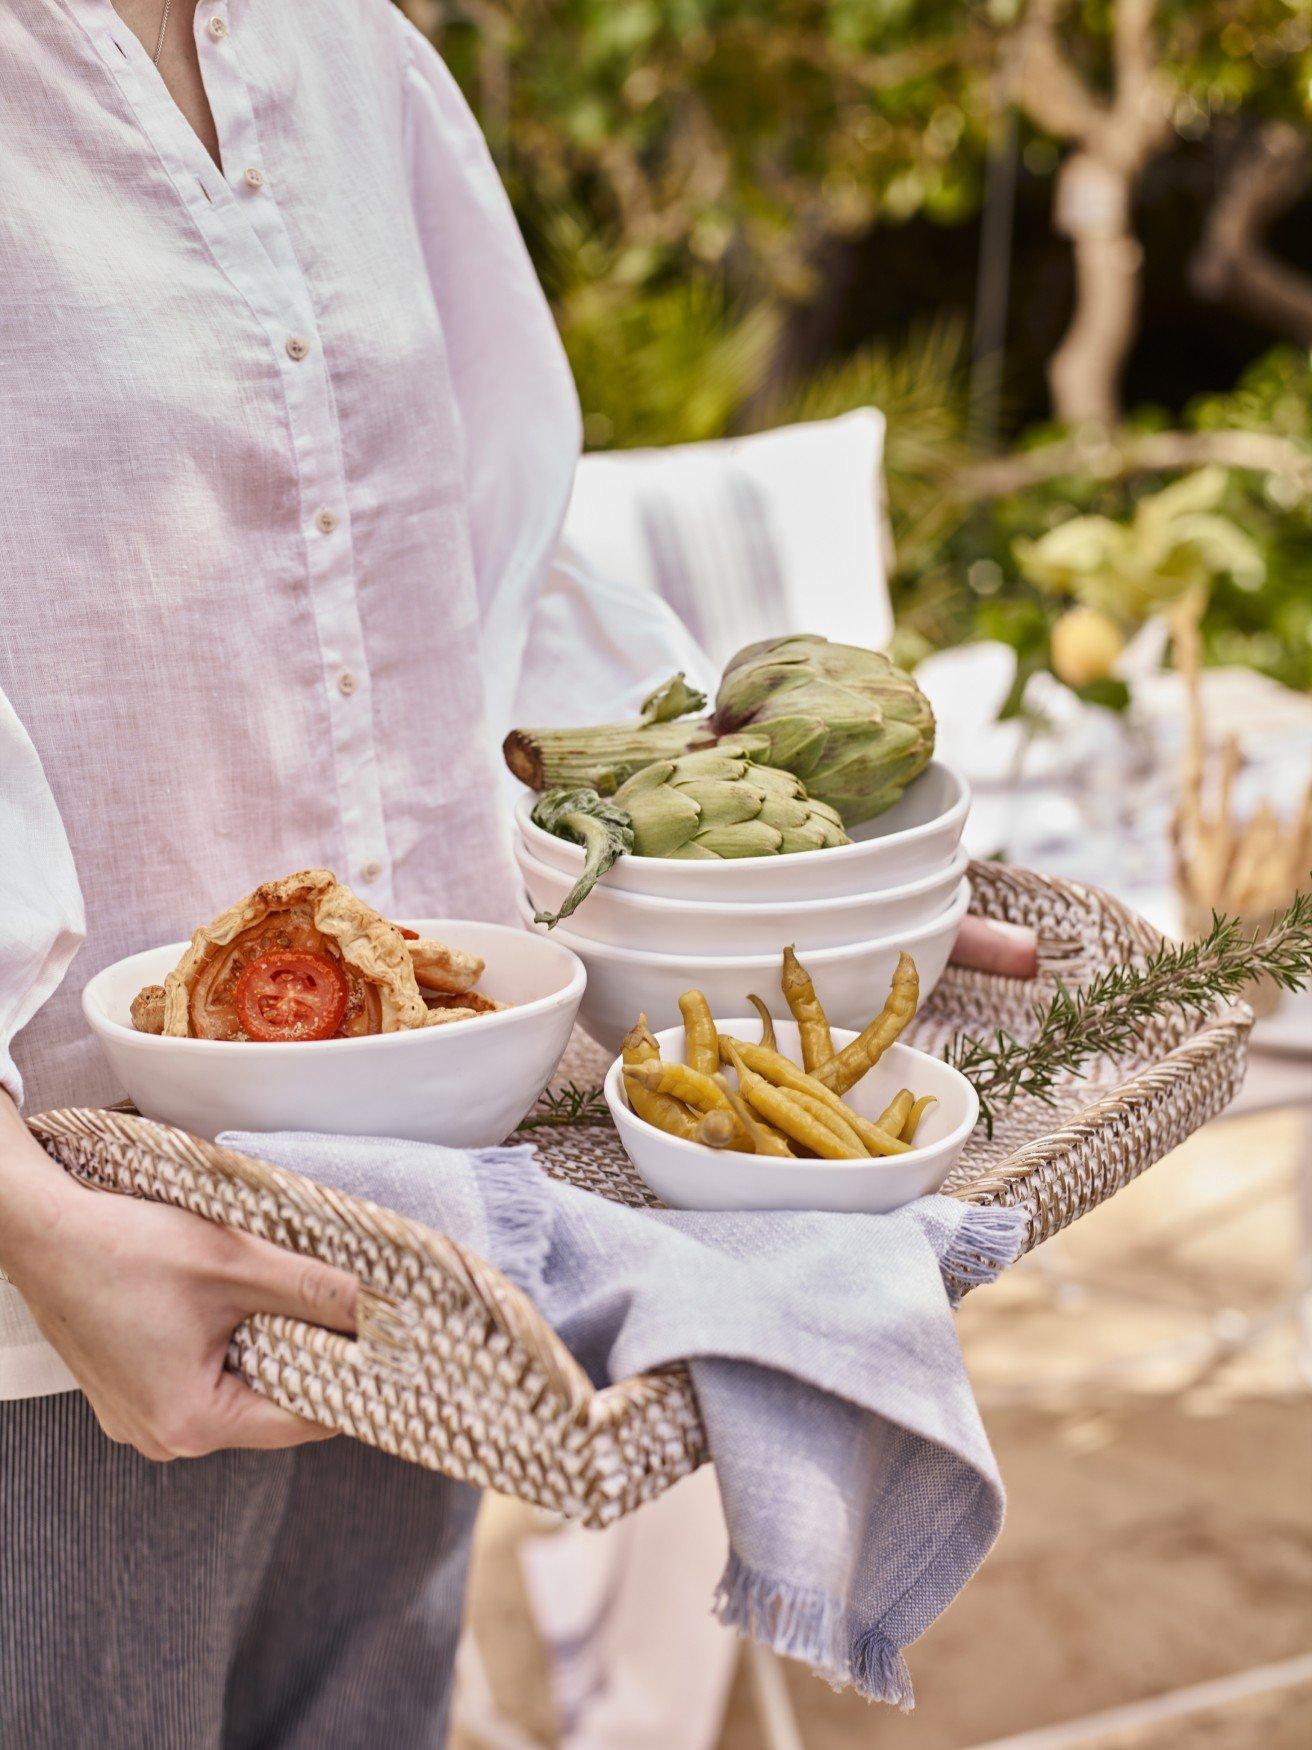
[503,720,712,793]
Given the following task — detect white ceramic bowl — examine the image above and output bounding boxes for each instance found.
[515,760,970,902]
[516,879,971,1054]
[516,839,968,955]
[605,1019,979,1213]
[83,919,585,1148]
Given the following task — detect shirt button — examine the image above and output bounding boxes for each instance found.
[336,670,357,697]
[207,16,228,40]
[243,167,265,190]
[360,861,383,885]
[314,507,340,535]
[285,335,310,361]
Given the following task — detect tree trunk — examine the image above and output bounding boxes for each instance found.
[1190,121,1312,346]
[1048,152,1142,427]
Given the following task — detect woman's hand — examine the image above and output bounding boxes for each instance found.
[0,1095,357,1460]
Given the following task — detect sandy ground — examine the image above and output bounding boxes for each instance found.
[455,1106,1312,1749]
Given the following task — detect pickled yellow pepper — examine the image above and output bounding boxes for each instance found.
[813,953,919,1094]
[723,1084,794,1157]
[876,1089,915,1137]
[781,945,833,1073]
[789,1089,870,1157]
[719,1037,911,1156]
[725,1044,863,1160]
[745,993,777,1051]
[621,1016,699,1141]
[629,1059,753,1149]
[902,1094,937,1143]
[678,989,720,1077]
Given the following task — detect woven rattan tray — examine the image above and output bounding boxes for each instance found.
[30,864,1250,1526]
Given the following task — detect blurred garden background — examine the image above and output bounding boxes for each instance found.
[405,0,1312,704]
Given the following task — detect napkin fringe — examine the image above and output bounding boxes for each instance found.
[939,1205,1028,1306]
[469,1145,553,1297]
[851,1623,915,1711]
[713,1552,914,1709]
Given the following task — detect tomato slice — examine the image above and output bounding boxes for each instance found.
[396,925,419,940]
[233,950,349,1043]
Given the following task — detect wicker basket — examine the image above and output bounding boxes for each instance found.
[29,864,1250,1527]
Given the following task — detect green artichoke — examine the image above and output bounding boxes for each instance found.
[615,742,850,859]
[528,742,849,926]
[712,635,935,826]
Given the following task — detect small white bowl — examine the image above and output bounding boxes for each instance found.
[83,919,585,1149]
[516,879,971,1054]
[516,839,968,955]
[605,1019,979,1213]
[515,759,970,902]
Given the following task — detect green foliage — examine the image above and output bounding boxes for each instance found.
[411,3,1312,694]
[894,347,1312,696]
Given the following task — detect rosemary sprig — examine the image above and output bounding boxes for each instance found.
[516,1080,610,1132]
[947,888,1312,1136]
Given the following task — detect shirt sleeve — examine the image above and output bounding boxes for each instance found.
[0,691,85,1107]
[512,543,719,730]
[397,19,583,737]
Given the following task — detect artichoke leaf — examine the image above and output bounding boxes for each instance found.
[528,788,635,927]
[639,672,709,727]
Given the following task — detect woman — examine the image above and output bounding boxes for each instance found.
[0,3,704,1743]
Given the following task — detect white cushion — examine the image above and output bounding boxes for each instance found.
[562,408,893,666]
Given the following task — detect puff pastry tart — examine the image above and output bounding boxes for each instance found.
[142,870,492,1043]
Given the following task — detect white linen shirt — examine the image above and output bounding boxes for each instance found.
[0,0,712,1398]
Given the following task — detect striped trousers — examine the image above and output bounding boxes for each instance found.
[0,1392,478,1749]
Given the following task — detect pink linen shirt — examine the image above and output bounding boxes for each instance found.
[0,0,711,1397]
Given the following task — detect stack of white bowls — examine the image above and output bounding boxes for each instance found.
[513,760,972,1053]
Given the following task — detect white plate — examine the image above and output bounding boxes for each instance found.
[518,880,971,1054]
[605,1019,979,1213]
[515,760,970,902]
[516,839,968,954]
[83,919,585,1148]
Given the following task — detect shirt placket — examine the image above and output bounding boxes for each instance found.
[82,0,396,911]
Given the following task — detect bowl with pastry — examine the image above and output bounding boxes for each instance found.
[83,870,585,1148]
[602,948,979,1213]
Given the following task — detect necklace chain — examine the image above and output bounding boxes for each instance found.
[151,0,175,66]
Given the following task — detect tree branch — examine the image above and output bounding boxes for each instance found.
[1190,121,1312,347]
[959,427,1312,499]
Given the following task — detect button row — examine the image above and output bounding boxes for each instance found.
[200,7,385,924]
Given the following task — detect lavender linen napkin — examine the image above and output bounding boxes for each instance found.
[222,1129,1024,1708]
